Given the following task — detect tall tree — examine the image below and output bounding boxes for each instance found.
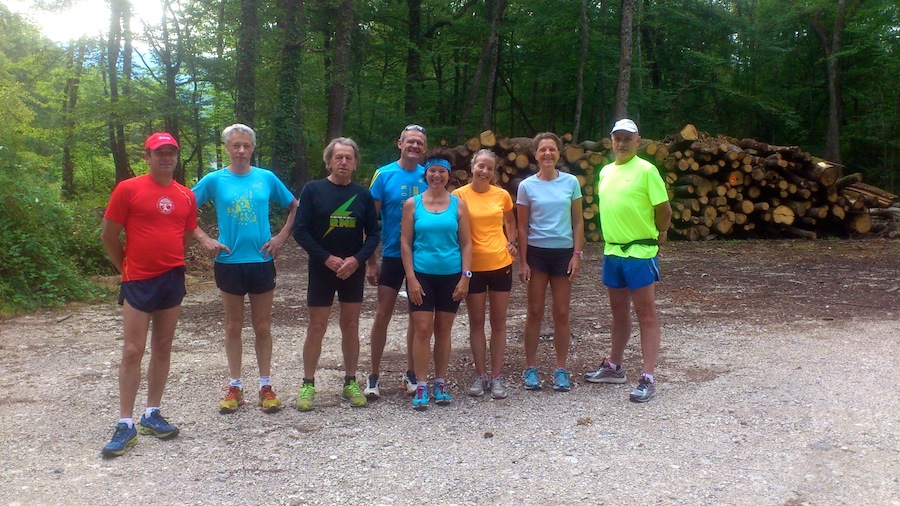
[455,0,508,143]
[214,0,228,169]
[326,0,353,141]
[401,0,478,120]
[801,0,863,165]
[479,0,503,131]
[146,0,186,183]
[272,0,308,188]
[405,0,423,117]
[572,0,589,142]
[107,0,133,183]
[235,0,260,127]
[62,38,87,198]
[614,0,635,119]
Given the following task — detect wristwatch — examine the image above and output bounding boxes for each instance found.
[573,250,584,258]
[463,270,473,278]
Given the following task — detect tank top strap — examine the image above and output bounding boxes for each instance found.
[449,193,459,218]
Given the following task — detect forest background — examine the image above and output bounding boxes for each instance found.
[0,0,898,312]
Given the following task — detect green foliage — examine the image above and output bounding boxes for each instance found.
[0,167,109,313]
[0,0,897,308]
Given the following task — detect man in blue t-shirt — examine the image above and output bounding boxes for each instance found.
[363,124,429,399]
[192,124,298,415]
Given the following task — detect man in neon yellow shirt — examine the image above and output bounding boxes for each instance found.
[585,119,672,403]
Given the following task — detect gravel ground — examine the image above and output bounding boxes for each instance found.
[0,240,897,505]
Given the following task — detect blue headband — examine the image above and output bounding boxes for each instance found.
[425,158,452,171]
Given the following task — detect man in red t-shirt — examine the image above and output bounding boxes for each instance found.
[99,132,197,458]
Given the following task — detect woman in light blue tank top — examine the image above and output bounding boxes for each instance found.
[400,150,472,411]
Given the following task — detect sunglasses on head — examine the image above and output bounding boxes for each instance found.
[404,124,426,133]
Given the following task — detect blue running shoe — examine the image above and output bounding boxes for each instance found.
[433,382,452,405]
[139,411,179,440]
[412,384,430,411]
[553,368,571,392]
[523,367,541,391]
[102,422,137,458]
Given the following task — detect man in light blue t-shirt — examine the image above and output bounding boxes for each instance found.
[363,124,429,399]
[193,124,298,415]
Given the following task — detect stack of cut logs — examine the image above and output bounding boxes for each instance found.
[441,126,898,241]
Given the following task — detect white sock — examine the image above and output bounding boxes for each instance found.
[144,407,159,418]
[259,376,271,390]
[118,418,134,428]
[642,373,654,383]
[607,360,619,370]
[230,378,243,390]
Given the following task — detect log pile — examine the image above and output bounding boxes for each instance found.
[441,131,613,241]
[867,205,900,239]
[441,126,899,242]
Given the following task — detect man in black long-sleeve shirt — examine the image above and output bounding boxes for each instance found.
[293,137,380,410]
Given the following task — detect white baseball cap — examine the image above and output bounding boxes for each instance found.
[610,119,639,135]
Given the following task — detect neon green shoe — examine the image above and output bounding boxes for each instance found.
[341,380,367,408]
[296,383,315,412]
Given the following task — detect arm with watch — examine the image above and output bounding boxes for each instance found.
[567,197,585,280]
[453,200,473,301]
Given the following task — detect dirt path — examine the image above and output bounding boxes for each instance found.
[1,240,897,505]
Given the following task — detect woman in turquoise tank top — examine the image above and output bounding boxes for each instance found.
[400,149,472,411]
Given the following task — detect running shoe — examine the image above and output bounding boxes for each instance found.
[138,411,179,440]
[629,377,656,403]
[258,385,284,413]
[523,367,541,391]
[553,368,571,392]
[342,380,367,408]
[296,383,316,412]
[402,371,418,395]
[490,377,509,399]
[585,358,627,384]
[363,375,381,400]
[468,375,488,397]
[434,382,452,405]
[412,384,429,411]
[219,386,245,414]
[101,422,137,458]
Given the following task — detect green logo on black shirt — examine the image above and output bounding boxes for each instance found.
[325,195,358,236]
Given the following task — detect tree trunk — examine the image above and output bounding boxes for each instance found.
[107,0,133,183]
[326,0,352,141]
[807,0,861,167]
[273,0,309,187]
[455,0,508,144]
[405,0,422,117]
[633,0,643,125]
[235,0,260,127]
[214,0,226,169]
[614,0,635,119]
[158,0,183,183]
[480,5,501,131]
[192,78,204,182]
[572,0,589,143]
[62,38,86,199]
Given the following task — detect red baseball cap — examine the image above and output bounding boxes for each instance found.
[145,132,180,150]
